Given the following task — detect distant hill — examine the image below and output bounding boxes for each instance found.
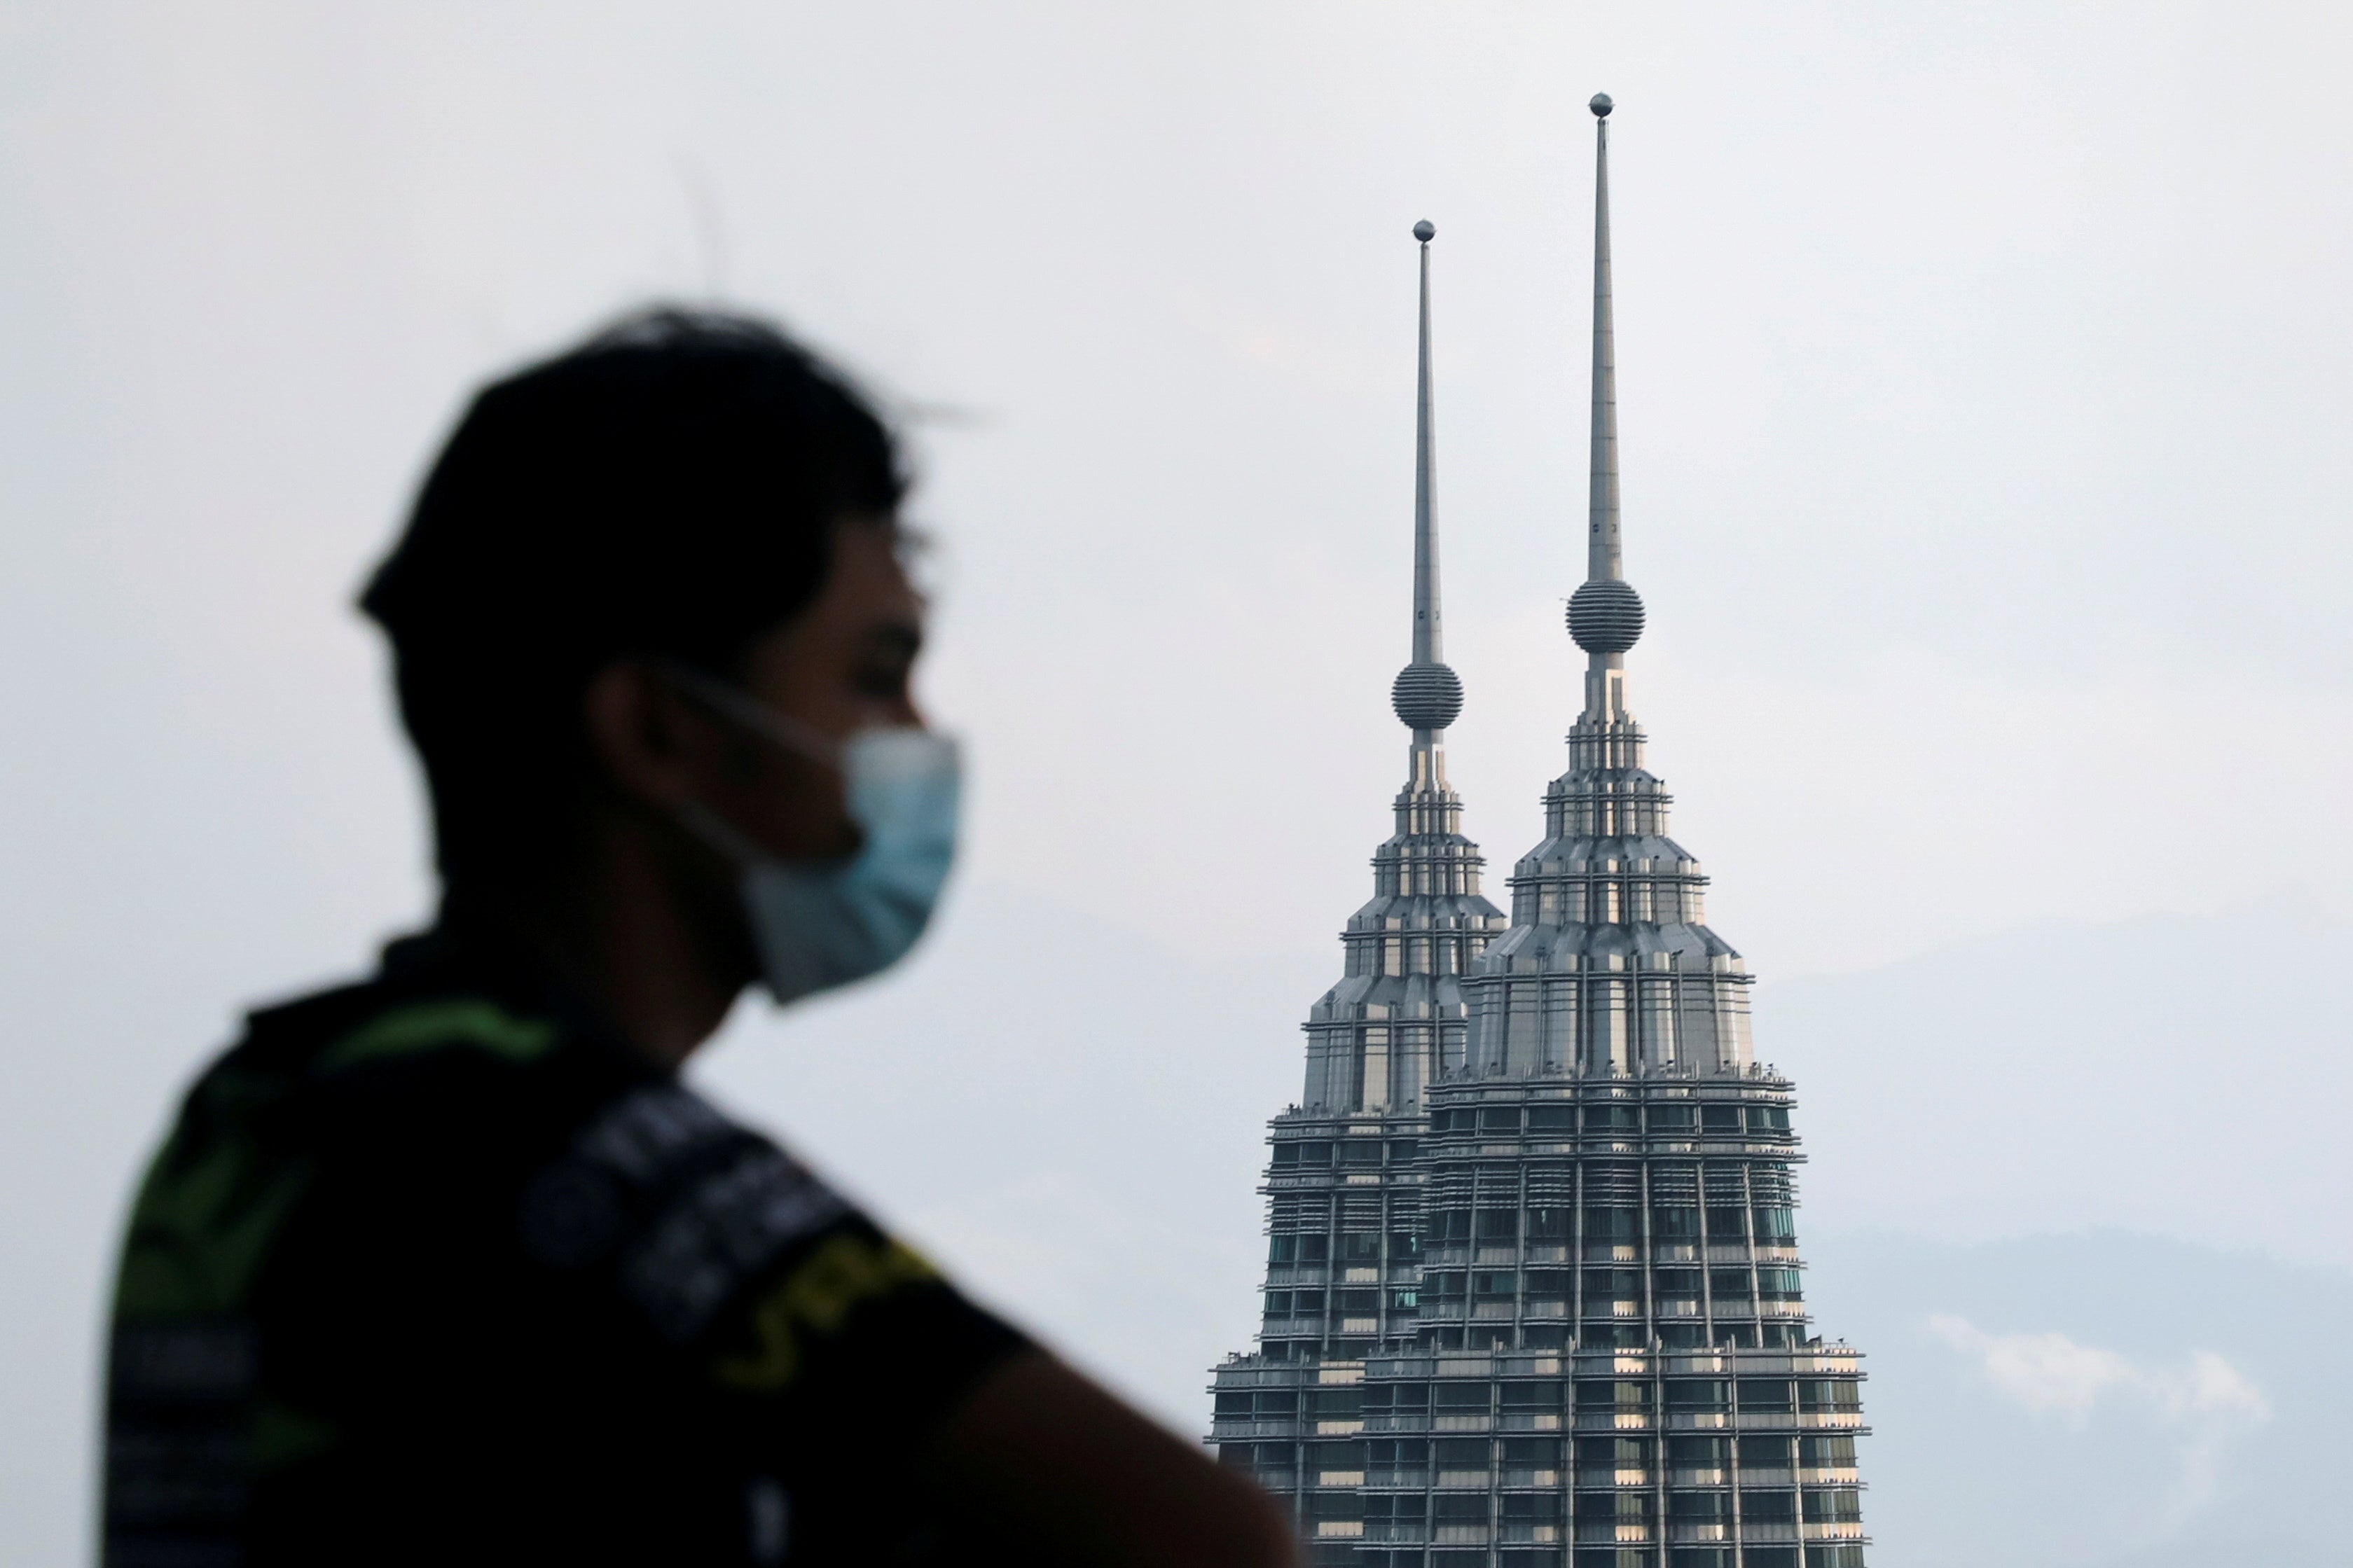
[1765,911,2353,1270]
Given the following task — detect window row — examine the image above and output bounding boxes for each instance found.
[1264,1288,1415,1317]
[1325,1541,1865,1568]
[1220,1379,1863,1421]
[1416,1207,1797,1246]
[1299,1490,1861,1525]
[1272,1139,1421,1169]
[1413,1321,1817,1354]
[1215,1388,1372,1420]
[1418,1266,1802,1302]
[1261,1222,1788,1279]
[1220,1434,1857,1469]
[1267,1233,1419,1265]
[1428,1104,1793,1137]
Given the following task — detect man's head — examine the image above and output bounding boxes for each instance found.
[361,308,920,899]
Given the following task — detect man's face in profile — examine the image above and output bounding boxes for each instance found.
[588,515,927,870]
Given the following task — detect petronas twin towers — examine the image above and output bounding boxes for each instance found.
[1208,98,1870,1568]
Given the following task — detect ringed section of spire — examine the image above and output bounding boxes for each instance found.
[1398,216,1466,754]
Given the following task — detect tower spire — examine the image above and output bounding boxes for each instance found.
[1392,219,1465,765]
[1412,219,1442,668]
[1588,93,1621,583]
[1566,92,1648,720]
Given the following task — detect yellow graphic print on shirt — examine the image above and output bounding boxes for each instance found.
[715,1233,939,1392]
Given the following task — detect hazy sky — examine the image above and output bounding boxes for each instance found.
[7,2,2349,982]
[4,4,2350,1564]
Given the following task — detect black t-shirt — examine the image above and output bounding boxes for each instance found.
[102,929,1029,1567]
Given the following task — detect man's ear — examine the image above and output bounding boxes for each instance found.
[581,661,710,811]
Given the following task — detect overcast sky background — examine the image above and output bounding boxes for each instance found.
[4,4,2351,1565]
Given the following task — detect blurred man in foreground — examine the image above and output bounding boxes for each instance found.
[102,311,1296,1567]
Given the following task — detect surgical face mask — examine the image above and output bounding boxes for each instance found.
[665,667,960,1006]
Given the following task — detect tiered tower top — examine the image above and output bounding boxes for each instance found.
[1461,91,1754,1083]
[1298,221,1505,1118]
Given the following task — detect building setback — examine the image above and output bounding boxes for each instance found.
[1208,97,1871,1568]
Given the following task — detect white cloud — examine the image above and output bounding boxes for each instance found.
[1928,1314,2270,1529]
[1926,1314,2140,1421]
[1928,1315,2269,1427]
[2168,1350,2271,1422]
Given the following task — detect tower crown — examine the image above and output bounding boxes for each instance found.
[1291,220,1503,1121]
[1468,91,1751,1083]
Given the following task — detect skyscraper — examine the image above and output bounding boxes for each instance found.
[1208,97,1871,1568]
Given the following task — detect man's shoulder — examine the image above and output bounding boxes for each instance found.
[205,957,885,1357]
[241,933,591,1080]
[196,934,662,1130]
[305,991,564,1076]
[117,944,655,1319]
[280,964,700,1232]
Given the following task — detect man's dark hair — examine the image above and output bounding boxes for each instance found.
[361,307,906,883]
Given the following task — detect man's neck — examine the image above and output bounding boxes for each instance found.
[446,824,746,1069]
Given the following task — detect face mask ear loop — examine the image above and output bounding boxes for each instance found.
[672,799,773,868]
[657,660,844,771]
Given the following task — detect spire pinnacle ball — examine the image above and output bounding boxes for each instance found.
[1413,219,1435,242]
[1589,92,1613,117]
[1392,661,1464,732]
[1568,578,1645,653]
